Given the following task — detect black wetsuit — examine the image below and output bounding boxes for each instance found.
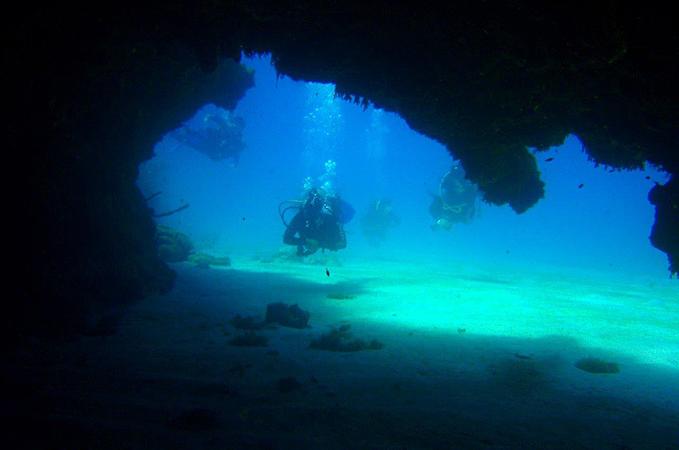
[284,195,346,255]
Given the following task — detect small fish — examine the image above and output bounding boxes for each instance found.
[457,328,466,334]
[645,176,651,180]
[514,352,533,360]
[325,268,330,277]
[578,183,584,189]
[545,157,554,162]
[241,216,246,221]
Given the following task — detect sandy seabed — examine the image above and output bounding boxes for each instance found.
[9,257,679,449]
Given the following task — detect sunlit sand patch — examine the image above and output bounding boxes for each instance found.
[229,256,679,369]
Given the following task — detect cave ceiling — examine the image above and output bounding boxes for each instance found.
[11,2,678,278]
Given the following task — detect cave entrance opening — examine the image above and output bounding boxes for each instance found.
[137,54,455,267]
[137,53,671,280]
[130,52,677,380]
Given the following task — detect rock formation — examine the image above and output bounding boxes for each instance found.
[8,2,677,336]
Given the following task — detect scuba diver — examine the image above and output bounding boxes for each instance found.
[429,164,479,231]
[172,109,245,164]
[280,161,355,256]
[360,198,400,246]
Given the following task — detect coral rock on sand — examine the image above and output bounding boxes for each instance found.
[310,324,384,352]
[265,303,310,329]
[575,357,620,374]
[157,225,193,263]
[189,252,231,269]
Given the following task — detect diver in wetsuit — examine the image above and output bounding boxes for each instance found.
[429,164,479,231]
[283,188,348,256]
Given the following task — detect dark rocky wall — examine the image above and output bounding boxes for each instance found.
[649,178,679,274]
[8,2,677,335]
[8,5,254,337]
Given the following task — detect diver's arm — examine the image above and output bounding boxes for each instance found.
[283,213,305,245]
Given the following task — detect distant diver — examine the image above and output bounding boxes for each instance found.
[429,164,479,231]
[360,198,400,246]
[280,161,354,256]
[172,108,245,164]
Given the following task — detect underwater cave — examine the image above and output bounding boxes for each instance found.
[8,3,679,449]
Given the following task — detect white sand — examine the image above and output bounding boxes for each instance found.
[18,257,679,449]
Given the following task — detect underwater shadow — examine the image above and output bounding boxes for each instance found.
[168,262,376,308]
[9,263,679,449]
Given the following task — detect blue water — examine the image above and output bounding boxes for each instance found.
[116,54,679,447]
[138,54,670,280]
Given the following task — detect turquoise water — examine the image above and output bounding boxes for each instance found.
[139,54,671,279]
[134,54,678,447]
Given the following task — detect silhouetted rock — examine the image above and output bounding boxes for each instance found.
[265,303,310,329]
[157,225,193,263]
[310,324,384,352]
[188,252,231,269]
[10,2,679,341]
[575,357,620,374]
